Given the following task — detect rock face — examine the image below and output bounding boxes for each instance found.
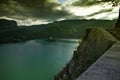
[55,28,117,80]
[0,19,17,30]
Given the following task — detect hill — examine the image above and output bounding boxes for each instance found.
[0,19,117,43]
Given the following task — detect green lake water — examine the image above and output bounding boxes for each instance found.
[0,39,79,80]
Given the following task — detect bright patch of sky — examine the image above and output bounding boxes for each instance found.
[58,0,67,3]
[63,0,78,5]
[17,19,50,26]
[0,16,50,26]
[63,3,119,20]
[87,7,119,20]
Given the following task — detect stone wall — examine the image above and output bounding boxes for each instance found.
[55,28,118,80]
[76,42,120,80]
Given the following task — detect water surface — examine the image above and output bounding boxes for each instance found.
[0,39,79,80]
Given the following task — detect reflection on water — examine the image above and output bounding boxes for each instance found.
[0,39,79,80]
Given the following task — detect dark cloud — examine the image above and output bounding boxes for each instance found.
[86,9,113,17]
[71,0,120,6]
[0,0,117,25]
[71,0,102,6]
[0,0,71,20]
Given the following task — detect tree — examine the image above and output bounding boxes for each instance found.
[115,8,120,28]
[101,0,120,28]
[102,0,119,5]
[110,0,120,28]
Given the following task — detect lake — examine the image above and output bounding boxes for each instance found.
[0,39,79,80]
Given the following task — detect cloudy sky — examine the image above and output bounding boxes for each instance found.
[0,0,119,25]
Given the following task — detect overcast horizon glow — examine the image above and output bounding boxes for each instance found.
[0,0,119,26]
